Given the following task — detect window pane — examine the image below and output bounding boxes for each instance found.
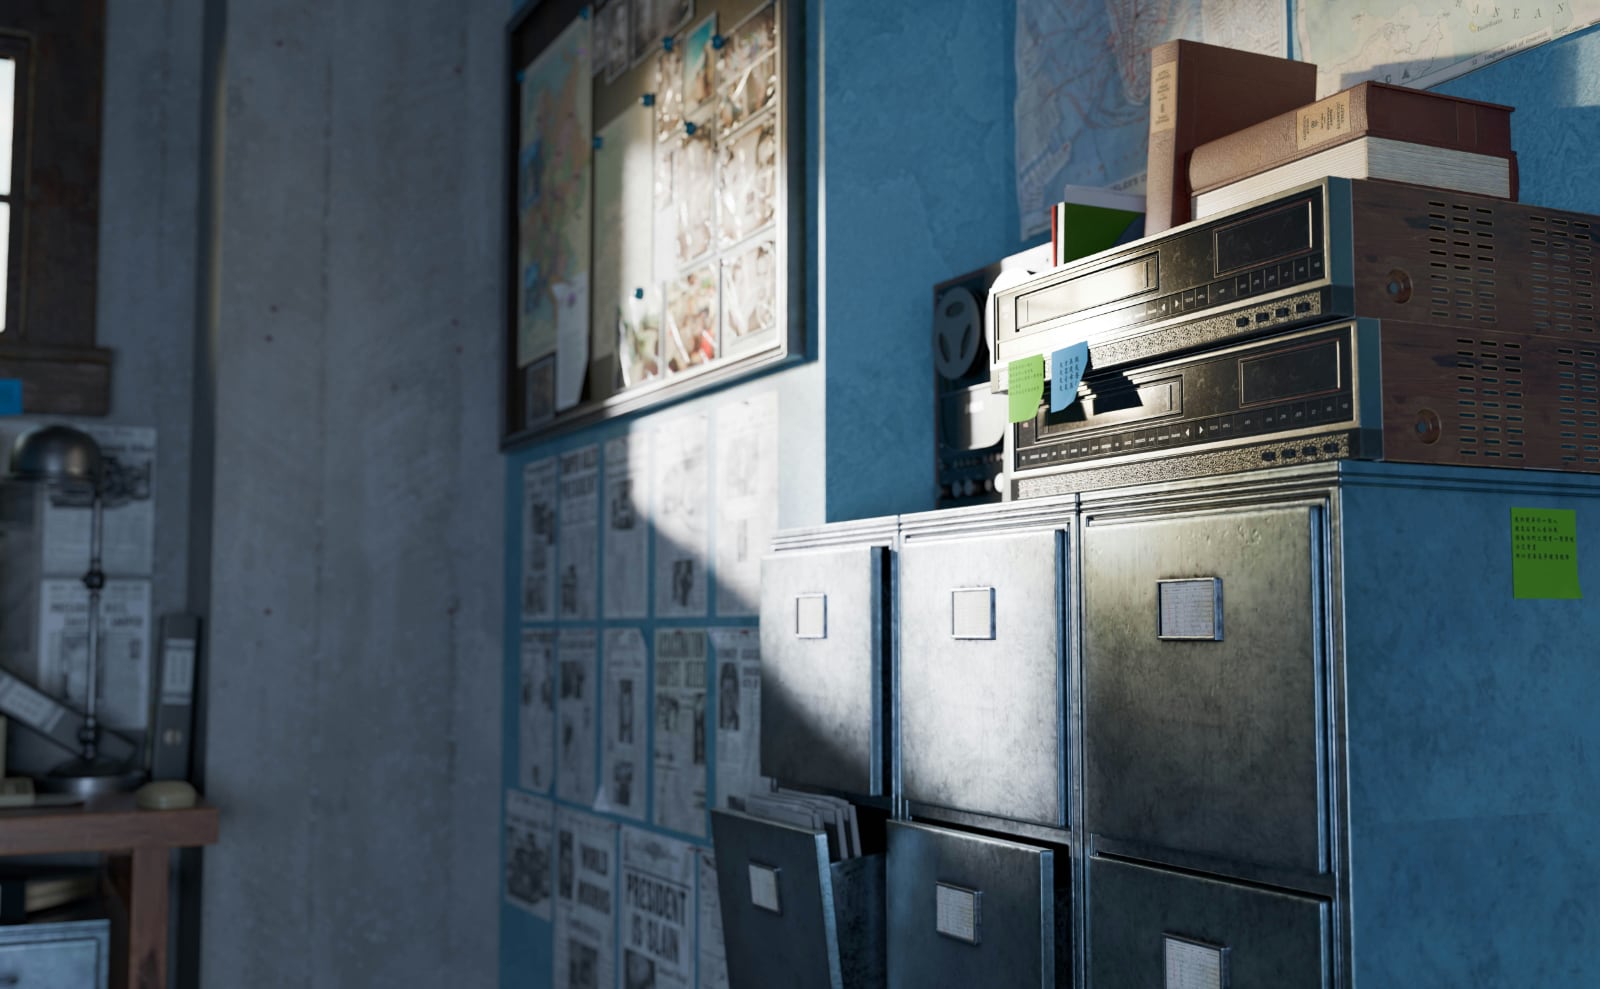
[0,57,13,198]
[0,203,10,332]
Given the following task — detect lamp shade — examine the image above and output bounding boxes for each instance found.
[10,424,102,485]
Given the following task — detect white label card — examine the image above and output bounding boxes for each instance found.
[794,594,826,639]
[748,863,781,914]
[1165,936,1227,989]
[934,883,980,944]
[1158,578,1223,640]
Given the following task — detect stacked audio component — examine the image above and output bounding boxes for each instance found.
[990,177,1600,498]
[750,466,1600,988]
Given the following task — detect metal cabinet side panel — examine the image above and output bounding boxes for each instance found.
[1082,505,1327,875]
[886,822,1063,989]
[898,531,1067,827]
[1337,472,1600,987]
[759,546,888,796]
[1089,856,1329,989]
[712,811,844,989]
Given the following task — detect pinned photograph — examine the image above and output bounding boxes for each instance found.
[654,41,684,144]
[717,112,777,248]
[682,14,717,113]
[630,0,657,67]
[664,264,719,374]
[659,0,694,38]
[720,238,776,353]
[602,0,633,83]
[673,109,716,267]
[718,4,777,135]
[617,288,661,388]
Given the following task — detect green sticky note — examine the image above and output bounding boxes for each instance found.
[1008,355,1045,423]
[1511,507,1582,599]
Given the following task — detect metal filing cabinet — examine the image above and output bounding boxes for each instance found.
[897,502,1073,829]
[0,918,111,989]
[886,821,1070,989]
[712,810,886,989]
[1076,463,1600,987]
[759,517,897,797]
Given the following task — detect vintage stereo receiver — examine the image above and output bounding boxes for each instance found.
[1009,315,1600,498]
[990,176,1600,391]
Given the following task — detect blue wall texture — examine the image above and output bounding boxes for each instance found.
[502,3,1600,986]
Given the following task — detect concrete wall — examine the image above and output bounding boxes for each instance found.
[198,0,505,985]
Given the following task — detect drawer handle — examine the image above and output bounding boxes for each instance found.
[794,594,827,639]
[935,882,981,944]
[1157,578,1224,641]
[950,587,995,640]
[748,862,782,914]
[1164,934,1229,988]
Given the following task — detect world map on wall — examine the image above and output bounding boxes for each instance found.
[1013,0,1286,237]
[1015,0,1600,239]
[1296,0,1600,96]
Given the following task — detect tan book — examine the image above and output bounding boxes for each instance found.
[1188,82,1514,194]
[1145,40,1317,234]
[1193,137,1518,218]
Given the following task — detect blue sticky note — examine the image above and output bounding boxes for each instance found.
[1050,343,1089,413]
[0,379,21,415]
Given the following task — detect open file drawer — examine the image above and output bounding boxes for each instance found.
[711,809,885,989]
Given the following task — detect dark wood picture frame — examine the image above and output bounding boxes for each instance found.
[502,0,803,447]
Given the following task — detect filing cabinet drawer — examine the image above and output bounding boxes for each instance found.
[0,919,110,989]
[899,530,1067,827]
[711,810,885,989]
[760,545,891,796]
[1082,506,1328,874]
[887,821,1069,989]
[1089,856,1329,988]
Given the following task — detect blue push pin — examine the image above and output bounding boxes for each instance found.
[685,121,697,136]
[712,34,725,50]
[593,135,603,149]
[663,36,674,52]
[642,93,655,106]
[580,6,590,19]
[515,69,525,83]
[634,288,645,299]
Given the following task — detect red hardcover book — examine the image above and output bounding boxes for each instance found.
[1145,40,1317,234]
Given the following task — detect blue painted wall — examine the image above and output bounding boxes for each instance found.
[822,2,1036,521]
[501,3,1600,986]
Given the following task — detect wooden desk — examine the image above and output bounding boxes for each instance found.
[0,794,219,989]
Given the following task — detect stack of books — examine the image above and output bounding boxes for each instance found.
[1189,81,1516,218]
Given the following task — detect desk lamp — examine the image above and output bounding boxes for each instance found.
[10,424,143,797]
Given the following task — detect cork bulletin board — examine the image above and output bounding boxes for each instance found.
[504,0,803,445]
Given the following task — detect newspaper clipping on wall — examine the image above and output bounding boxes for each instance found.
[40,424,156,578]
[713,392,778,616]
[603,435,650,619]
[653,416,710,617]
[711,627,767,810]
[555,808,619,989]
[652,628,708,837]
[559,445,600,621]
[558,628,599,805]
[36,578,152,731]
[522,456,559,621]
[621,826,696,989]
[697,847,729,989]
[504,789,554,920]
[520,629,557,793]
[597,627,648,821]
